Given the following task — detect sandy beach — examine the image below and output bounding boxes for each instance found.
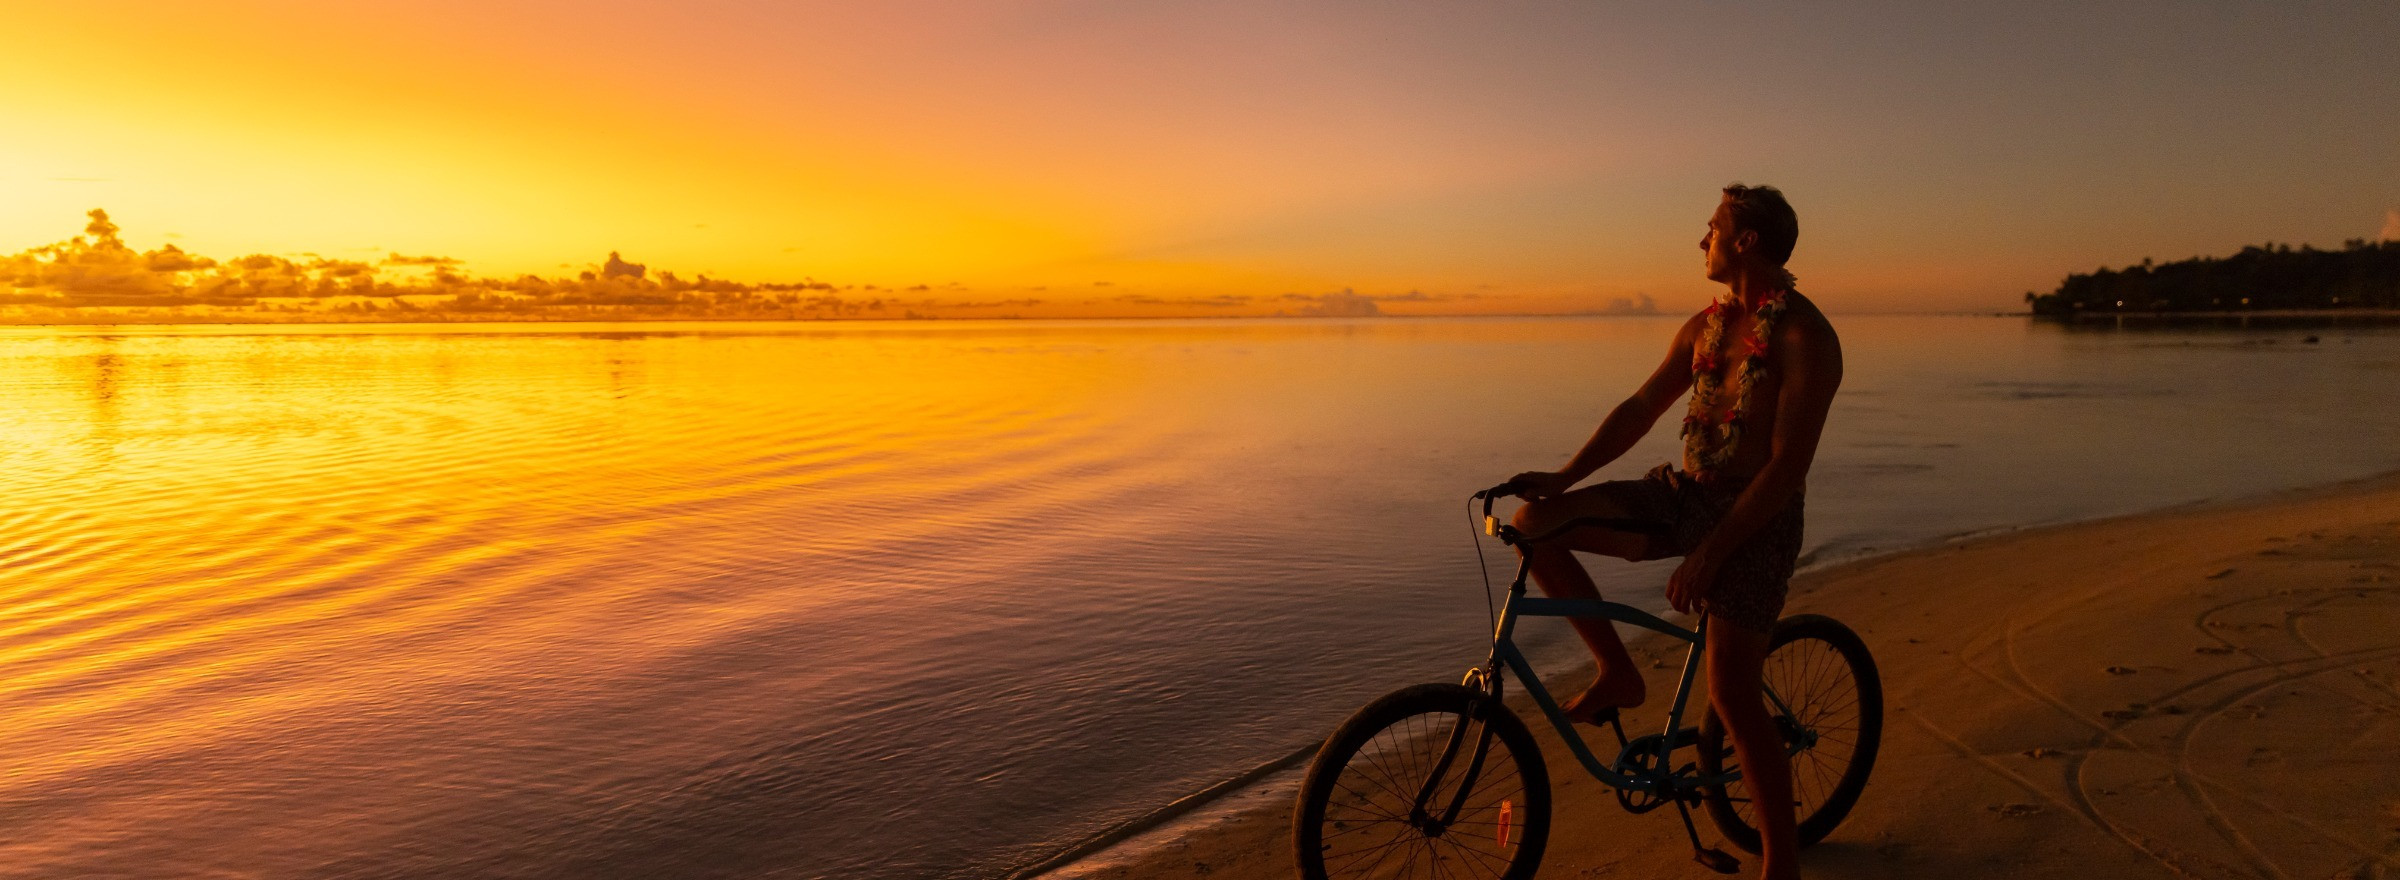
[1056,473,2400,880]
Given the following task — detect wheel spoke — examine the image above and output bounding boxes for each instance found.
[1347,753,1417,810]
[1391,832,1430,879]
[1695,626,1880,852]
[1327,785,1408,824]
[1436,833,1513,876]
[1327,829,1418,877]
[1309,696,1541,880]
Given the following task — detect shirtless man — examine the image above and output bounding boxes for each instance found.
[1505,184,1840,880]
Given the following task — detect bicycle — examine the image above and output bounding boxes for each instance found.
[1291,481,1883,879]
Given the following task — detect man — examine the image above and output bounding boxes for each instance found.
[1505,183,1840,880]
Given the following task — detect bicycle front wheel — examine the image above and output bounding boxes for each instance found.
[1293,683,1549,880]
[1695,613,1884,854]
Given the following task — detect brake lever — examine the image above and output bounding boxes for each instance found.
[1478,481,1519,536]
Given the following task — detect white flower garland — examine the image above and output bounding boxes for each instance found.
[1682,283,1792,480]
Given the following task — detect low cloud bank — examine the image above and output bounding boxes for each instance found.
[0,210,1509,323]
[1592,293,1658,315]
[0,209,886,319]
[1276,288,1452,317]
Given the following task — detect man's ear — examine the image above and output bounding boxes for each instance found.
[1734,228,1760,257]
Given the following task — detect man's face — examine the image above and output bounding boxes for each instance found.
[1699,201,1742,283]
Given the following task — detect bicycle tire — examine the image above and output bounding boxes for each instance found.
[1293,683,1550,880]
[1695,613,1884,854]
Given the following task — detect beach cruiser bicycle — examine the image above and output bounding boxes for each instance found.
[1291,482,1882,879]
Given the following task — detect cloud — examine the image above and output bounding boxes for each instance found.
[942,298,1044,309]
[1282,288,1382,317]
[0,209,880,316]
[383,253,461,267]
[0,209,1469,322]
[601,251,646,279]
[0,209,205,302]
[310,258,373,278]
[144,244,214,273]
[1274,288,1457,317]
[2381,209,2399,243]
[1593,293,1658,315]
[1116,294,1249,307]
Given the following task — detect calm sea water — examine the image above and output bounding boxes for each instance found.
[0,315,2394,879]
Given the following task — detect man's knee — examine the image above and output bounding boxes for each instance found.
[1509,498,1548,532]
[1514,495,1653,560]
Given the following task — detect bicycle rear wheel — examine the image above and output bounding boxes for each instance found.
[1293,683,1549,880]
[1695,613,1883,854]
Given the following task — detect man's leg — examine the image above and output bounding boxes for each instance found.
[1511,488,1653,718]
[1706,614,1799,880]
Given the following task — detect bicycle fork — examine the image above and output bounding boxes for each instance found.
[1407,687,1502,837]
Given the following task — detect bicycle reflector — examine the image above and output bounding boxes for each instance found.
[1484,515,1500,536]
[1498,799,1513,848]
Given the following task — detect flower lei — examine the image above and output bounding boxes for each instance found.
[1682,285,1791,481]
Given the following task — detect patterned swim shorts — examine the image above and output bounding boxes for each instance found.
[1601,463,1805,634]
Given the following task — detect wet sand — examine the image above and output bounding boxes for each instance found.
[1058,472,2400,879]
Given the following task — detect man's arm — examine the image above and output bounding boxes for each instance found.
[1668,310,1843,610]
[1515,313,1704,498]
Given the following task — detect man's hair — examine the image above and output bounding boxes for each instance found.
[1721,183,1798,267]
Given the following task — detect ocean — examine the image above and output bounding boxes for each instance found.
[0,315,2393,878]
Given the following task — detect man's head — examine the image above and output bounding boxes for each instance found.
[1701,183,1799,283]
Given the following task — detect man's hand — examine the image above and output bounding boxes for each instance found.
[1666,550,1723,615]
[1507,470,1578,500]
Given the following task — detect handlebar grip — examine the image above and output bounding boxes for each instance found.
[1479,480,1522,519]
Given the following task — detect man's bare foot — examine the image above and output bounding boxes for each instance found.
[1560,673,1646,723]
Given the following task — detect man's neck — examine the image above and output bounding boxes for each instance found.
[1720,266,1787,311]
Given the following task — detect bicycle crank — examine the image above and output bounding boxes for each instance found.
[1670,788,1741,875]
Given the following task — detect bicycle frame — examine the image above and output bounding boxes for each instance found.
[1479,553,1803,797]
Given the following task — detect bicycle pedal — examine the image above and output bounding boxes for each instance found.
[1693,847,1740,875]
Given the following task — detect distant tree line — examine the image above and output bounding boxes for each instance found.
[2026,239,2400,316]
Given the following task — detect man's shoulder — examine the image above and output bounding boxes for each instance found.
[1776,292,1838,341]
[1671,308,1712,343]
[1773,292,1843,375]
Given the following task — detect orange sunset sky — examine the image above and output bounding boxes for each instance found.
[5,1,2397,317]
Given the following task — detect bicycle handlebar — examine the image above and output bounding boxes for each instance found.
[1476,481,1522,518]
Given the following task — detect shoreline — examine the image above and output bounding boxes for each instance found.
[1020,467,2400,880]
[5,307,2399,330]
[2039,307,2400,323]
